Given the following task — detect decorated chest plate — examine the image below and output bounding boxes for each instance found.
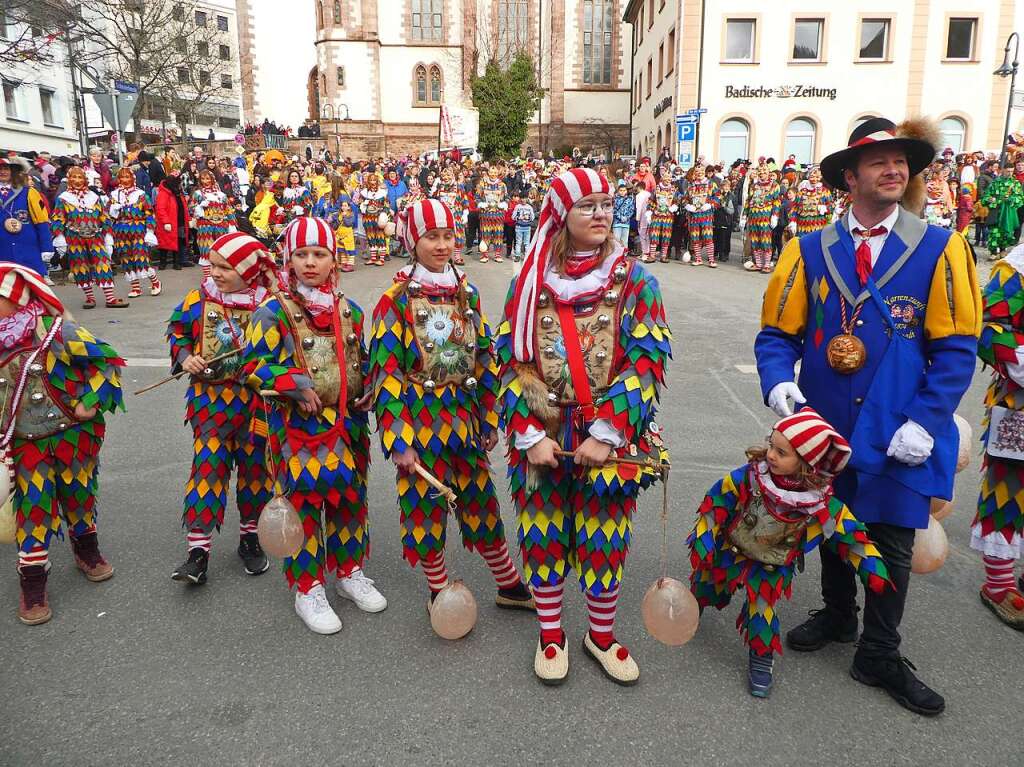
[533,273,626,404]
[654,187,675,213]
[285,297,364,404]
[199,304,252,381]
[409,292,477,389]
[725,491,808,567]
[482,182,504,207]
[0,349,75,441]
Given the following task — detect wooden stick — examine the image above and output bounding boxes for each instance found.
[132,349,242,396]
[412,463,457,513]
[553,448,670,472]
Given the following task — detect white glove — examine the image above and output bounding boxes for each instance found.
[108,204,121,219]
[144,230,158,247]
[291,205,303,216]
[359,202,367,213]
[684,204,696,213]
[886,419,934,466]
[787,221,797,234]
[41,251,54,264]
[669,204,678,213]
[767,382,806,418]
[195,205,206,218]
[228,225,237,233]
[104,233,113,255]
[770,215,779,229]
[498,201,508,210]
[462,210,469,225]
[1006,346,1024,386]
[739,215,747,229]
[52,234,67,252]
[701,202,712,211]
[818,204,827,215]
[644,210,652,224]
[163,223,172,232]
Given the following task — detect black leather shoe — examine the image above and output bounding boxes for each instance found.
[786,607,858,652]
[237,533,269,576]
[171,548,209,585]
[850,653,945,717]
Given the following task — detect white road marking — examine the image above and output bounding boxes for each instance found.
[711,369,768,431]
[126,358,169,367]
[734,364,757,374]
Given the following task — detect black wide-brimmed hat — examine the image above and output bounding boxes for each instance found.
[820,117,936,191]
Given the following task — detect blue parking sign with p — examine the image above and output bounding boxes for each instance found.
[677,122,695,142]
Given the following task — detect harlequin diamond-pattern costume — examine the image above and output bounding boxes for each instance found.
[498,251,671,595]
[684,176,716,264]
[789,181,833,236]
[434,181,467,260]
[744,175,781,270]
[242,289,371,593]
[648,181,678,261]
[190,188,235,273]
[359,187,390,265]
[981,175,1024,255]
[688,463,891,656]
[369,267,514,571]
[476,177,508,260]
[50,189,116,300]
[108,186,159,295]
[167,280,273,544]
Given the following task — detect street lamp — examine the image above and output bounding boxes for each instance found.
[995,32,1019,167]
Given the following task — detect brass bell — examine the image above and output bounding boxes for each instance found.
[58,423,67,430]
[351,361,360,370]
[613,265,627,283]
[202,368,214,377]
[597,314,610,327]
[465,343,475,354]
[547,392,558,403]
[28,363,43,375]
[416,309,429,323]
[465,376,478,390]
[464,308,475,320]
[784,535,797,546]
[346,333,357,345]
[464,285,474,294]
[0,377,7,385]
[595,350,607,362]
[26,433,34,439]
[765,564,776,573]
[544,345,556,358]
[743,513,757,528]
[342,307,351,318]
[311,366,320,374]
[537,293,550,308]
[46,411,57,419]
[30,392,44,403]
[301,336,316,350]
[424,341,435,352]
[540,315,554,329]
[292,312,304,321]
[407,281,422,296]
[206,310,219,321]
[730,546,739,554]
[603,290,619,305]
[423,379,436,392]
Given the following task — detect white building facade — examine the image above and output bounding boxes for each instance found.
[626,0,1024,167]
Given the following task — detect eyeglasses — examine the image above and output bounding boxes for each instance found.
[574,201,614,217]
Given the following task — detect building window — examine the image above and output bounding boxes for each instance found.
[332,1,341,23]
[199,70,211,87]
[582,0,613,85]
[195,10,206,27]
[221,74,232,89]
[658,42,664,82]
[337,66,346,87]
[217,15,229,32]
[197,41,209,57]
[321,73,327,94]
[638,6,643,44]
[646,58,652,97]
[946,17,977,60]
[792,19,823,61]
[411,0,442,42]
[40,87,60,125]
[718,118,749,167]
[172,4,184,22]
[784,117,817,165]
[219,44,230,60]
[430,65,442,102]
[940,117,967,153]
[496,1,529,65]
[415,64,427,104]
[177,67,189,84]
[637,72,642,106]
[647,0,653,28]
[317,2,324,27]
[665,119,672,156]
[666,28,675,74]
[219,116,240,129]
[724,19,755,62]
[656,126,662,159]
[2,80,23,120]
[174,37,186,53]
[859,18,890,60]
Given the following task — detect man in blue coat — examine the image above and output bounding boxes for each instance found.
[755,117,981,716]
[0,157,53,276]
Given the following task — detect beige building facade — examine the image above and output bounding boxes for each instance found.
[626,0,1024,167]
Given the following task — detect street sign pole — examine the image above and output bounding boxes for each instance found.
[111,85,123,164]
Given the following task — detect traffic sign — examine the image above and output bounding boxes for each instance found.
[675,114,698,125]
[686,107,708,115]
[91,92,139,132]
[114,80,138,94]
[677,122,696,142]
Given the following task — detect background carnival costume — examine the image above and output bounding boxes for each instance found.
[167,232,276,585]
[368,199,533,615]
[683,163,717,266]
[497,168,671,685]
[788,167,833,237]
[476,165,508,263]
[190,170,236,279]
[742,164,781,273]
[108,167,161,298]
[242,217,386,634]
[0,263,124,624]
[647,172,678,263]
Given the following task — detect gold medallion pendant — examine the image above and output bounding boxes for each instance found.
[825,333,867,374]
[4,218,22,234]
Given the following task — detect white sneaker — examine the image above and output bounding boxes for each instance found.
[294,585,342,634]
[335,569,388,613]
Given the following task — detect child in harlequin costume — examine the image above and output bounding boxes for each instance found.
[787,167,833,237]
[280,168,313,225]
[647,170,678,263]
[359,173,390,267]
[683,163,717,267]
[434,168,467,265]
[476,163,508,263]
[108,167,161,298]
[312,178,359,273]
[742,164,781,274]
[972,243,1024,628]
[167,232,277,586]
[0,156,53,276]
[50,166,129,309]
[369,199,534,619]
[190,170,237,279]
[688,408,892,698]
[242,217,387,634]
[497,168,672,685]
[393,178,426,261]
[0,263,125,624]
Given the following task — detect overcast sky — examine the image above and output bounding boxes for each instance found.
[251,0,315,125]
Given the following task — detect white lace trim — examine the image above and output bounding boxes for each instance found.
[542,243,625,301]
[970,524,1022,559]
[201,277,268,308]
[751,461,828,516]
[398,262,459,288]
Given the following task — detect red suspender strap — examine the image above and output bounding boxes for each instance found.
[330,294,348,417]
[555,300,596,421]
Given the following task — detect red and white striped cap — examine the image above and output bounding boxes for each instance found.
[0,262,64,316]
[210,232,275,286]
[403,198,456,255]
[773,407,852,478]
[282,216,335,263]
[510,167,611,361]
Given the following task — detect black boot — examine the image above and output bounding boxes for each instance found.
[495,581,536,611]
[850,652,945,717]
[171,548,209,585]
[237,533,269,576]
[786,607,859,651]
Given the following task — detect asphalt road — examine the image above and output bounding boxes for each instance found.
[1,250,1020,767]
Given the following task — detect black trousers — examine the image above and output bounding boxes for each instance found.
[820,520,915,658]
[465,211,480,249]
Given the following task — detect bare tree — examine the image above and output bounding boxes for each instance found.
[0,0,75,69]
